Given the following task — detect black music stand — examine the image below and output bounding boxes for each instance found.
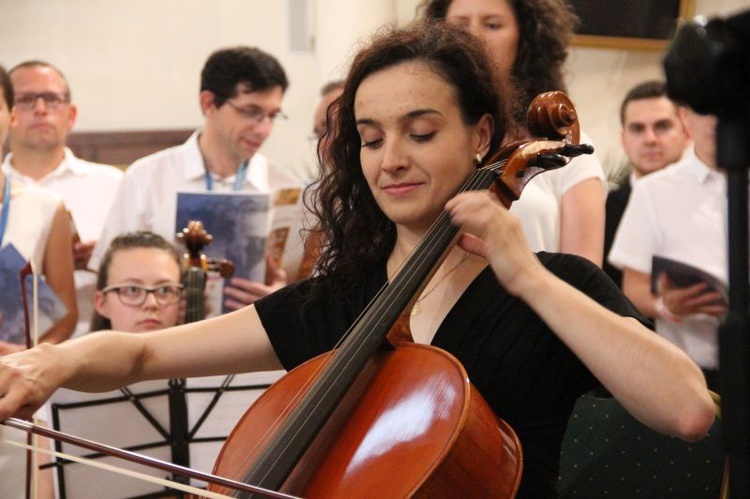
[49,373,280,498]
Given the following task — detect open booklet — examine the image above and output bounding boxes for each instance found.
[175,187,307,316]
[651,255,729,304]
[0,243,67,344]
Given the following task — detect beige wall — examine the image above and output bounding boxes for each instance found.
[1,0,746,179]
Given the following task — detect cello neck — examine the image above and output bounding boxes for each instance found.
[183,267,206,324]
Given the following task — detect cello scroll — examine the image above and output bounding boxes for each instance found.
[489,91,595,208]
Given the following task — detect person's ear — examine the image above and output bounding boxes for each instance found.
[199,90,217,117]
[93,290,111,318]
[474,113,494,161]
[67,103,78,129]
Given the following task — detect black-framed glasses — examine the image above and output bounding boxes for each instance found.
[102,283,184,307]
[224,100,287,124]
[15,92,70,111]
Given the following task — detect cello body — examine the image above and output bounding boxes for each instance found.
[211,343,522,498]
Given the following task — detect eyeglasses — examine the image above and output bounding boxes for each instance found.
[15,92,70,111]
[224,100,287,125]
[102,283,184,307]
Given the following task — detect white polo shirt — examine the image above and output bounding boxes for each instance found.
[608,147,729,369]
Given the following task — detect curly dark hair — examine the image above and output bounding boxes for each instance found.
[90,231,181,332]
[200,46,288,108]
[419,0,579,122]
[307,21,509,297]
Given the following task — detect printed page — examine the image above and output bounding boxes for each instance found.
[0,244,67,344]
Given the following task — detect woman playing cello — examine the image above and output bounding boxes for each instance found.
[0,22,714,498]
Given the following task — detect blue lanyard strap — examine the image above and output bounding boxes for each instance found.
[204,160,249,192]
[0,177,11,247]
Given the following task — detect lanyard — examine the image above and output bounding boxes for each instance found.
[204,160,249,192]
[0,177,10,247]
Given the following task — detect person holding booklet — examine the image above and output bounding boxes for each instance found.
[2,60,123,337]
[609,106,728,390]
[0,63,73,499]
[0,65,77,354]
[89,46,305,311]
[0,23,714,498]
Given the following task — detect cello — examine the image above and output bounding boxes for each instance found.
[207,91,593,498]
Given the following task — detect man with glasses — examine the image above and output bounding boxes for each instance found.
[90,46,303,311]
[2,60,124,337]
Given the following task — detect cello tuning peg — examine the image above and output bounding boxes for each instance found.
[536,153,568,170]
[560,143,595,158]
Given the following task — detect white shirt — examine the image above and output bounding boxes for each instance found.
[0,182,61,499]
[3,148,123,336]
[509,131,606,252]
[2,181,61,272]
[608,146,729,369]
[90,130,303,269]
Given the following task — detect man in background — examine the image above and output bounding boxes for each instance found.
[3,60,123,336]
[603,80,690,287]
[90,46,303,310]
[609,107,726,390]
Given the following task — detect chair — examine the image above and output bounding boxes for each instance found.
[558,392,728,498]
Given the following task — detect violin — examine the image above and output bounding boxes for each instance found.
[207,91,594,498]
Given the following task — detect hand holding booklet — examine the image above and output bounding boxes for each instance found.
[650,255,728,304]
[0,243,68,344]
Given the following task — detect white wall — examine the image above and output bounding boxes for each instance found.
[0,0,400,179]
[1,0,746,179]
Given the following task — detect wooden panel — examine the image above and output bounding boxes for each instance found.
[570,0,695,51]
[67,129,194,168]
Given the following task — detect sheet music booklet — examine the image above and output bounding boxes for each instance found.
[650,255,729,304]
[0,243,67,344]
[175,187,306,316]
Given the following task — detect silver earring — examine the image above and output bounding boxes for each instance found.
[475,153,483,165]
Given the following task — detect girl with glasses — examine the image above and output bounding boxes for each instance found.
[91,231,182,333]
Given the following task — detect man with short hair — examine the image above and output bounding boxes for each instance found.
[90,46,303,310]
[603,80,689,286]
[3,60,123,336]
[609,107,727,389]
